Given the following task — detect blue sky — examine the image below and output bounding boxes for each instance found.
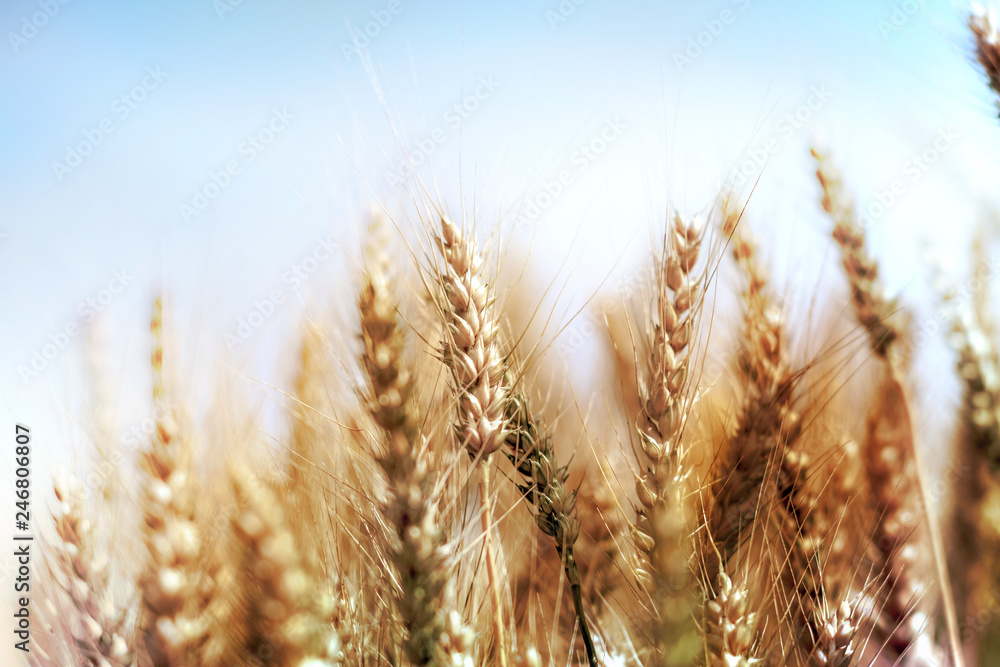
[1,2,999,657]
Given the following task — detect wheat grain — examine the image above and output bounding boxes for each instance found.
[811,600,856,667]
[703,572,759,667]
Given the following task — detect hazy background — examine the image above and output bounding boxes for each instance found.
[2,1,999,660]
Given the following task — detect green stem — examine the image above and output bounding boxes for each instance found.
[560,546,598,667]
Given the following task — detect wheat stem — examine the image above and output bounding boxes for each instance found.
[479,460,509,667]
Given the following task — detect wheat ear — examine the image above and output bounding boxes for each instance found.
[501,381,598,666]
[287,322,333,574]
[49,472,132,666]
[702,572,759,667]
[433,216,508,667]
[812,149,965,666]
[811,149,902,360]
[359,221,459,666]
[628,212,704,662]
[138,296,206,666]
[776,448,834,660]
[944,269,1000,660]
[709,225,800,563]
[230,468,343,665]
[862,372,934,662]
[575,465,626,611]
[971,6,1000,114]
[951,306,1000,473]
[811,600,857,667]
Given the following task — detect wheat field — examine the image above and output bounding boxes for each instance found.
[18,7,1000,667]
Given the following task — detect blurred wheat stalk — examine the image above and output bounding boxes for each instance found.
[28,11,1000,667]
